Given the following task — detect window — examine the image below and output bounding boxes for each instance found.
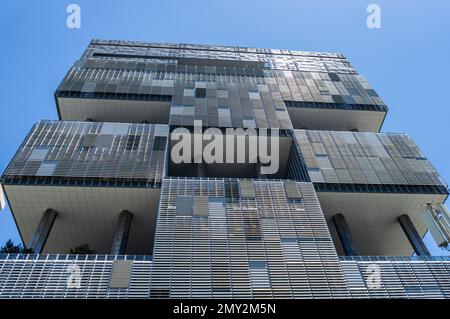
[249,261,270,288]
[29,147,49,161]
[281,238,302,262]
[183,88,195,97]
[176,196,193,216]
[152,79,174,88]
[284,181,302,199]
[347,88,360,96]
[217,89,228,98]
[218,106,231,127]
[170,105,184,116]
[242,116,256,128]
[95,134,114,147]
[81,134,96,147]
[366,89,378,97]
[193,196,209,217]
[328,73,340,82]
[154,124,169,137]
[195,88,206,98]
[239,180,256,198]
[170,105,194,117]
[152,136,167,151]
[243,210,262,241]
[195,81,207,88]
[332,95,345,104]
[209,197,226,234]
[36,161,58,176]
[126,135,141,150]
[316,156,333,169]
[248,90,260,99]
[101,123,130,135]
[81,81,96,93]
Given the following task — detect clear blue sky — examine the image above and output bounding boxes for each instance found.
[0,0,449,255]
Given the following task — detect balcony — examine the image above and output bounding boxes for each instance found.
[1,121,168,255]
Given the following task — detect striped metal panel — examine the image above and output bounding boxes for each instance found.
[340,259,450,299]
[0,255,152,299]
[150,178,350,298]
[294,129,447,188]
[1,256,450,298]
[56,41,388,129]
[2,121,168,184]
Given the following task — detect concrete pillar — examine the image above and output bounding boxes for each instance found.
[397,214,430,256]
[332,213,359,256]
[29,208,57,253]
[111,210,133,255]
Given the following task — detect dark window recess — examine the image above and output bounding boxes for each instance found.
[152,136,167,150]
[332,95,345,104]
[126,135,141,150]
[243,210,262,241]
[195,88,206,98]
[81,134,96,147]
[366,89,379,97]
[328,73,340,81]
[347,88,360,96]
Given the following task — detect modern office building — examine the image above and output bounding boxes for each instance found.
[0,40,449,299]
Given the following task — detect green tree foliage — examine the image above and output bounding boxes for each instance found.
[69,244,96,254]
[0,239,32,253]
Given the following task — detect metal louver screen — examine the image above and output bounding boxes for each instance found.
[3,121,168,183]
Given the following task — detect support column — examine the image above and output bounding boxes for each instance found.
[29,208,57,253]
[111,210,133,255]
[332,213,359,256]
[397,214,430,256]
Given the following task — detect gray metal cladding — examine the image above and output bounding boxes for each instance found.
[150,178,350,298]
[1,254,450,298]
[340,258,450,298]
[56,40,387,129]
[2,120,168,184]
[109,260,133,288]
[294,130,447,187]
[0,255,152,298]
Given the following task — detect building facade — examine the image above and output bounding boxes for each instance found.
[0,40,449,298]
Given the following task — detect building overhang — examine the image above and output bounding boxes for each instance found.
[56,95,171,123]
[2,183,160,255]
[316,189,448,256]
[287,105,386,132]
